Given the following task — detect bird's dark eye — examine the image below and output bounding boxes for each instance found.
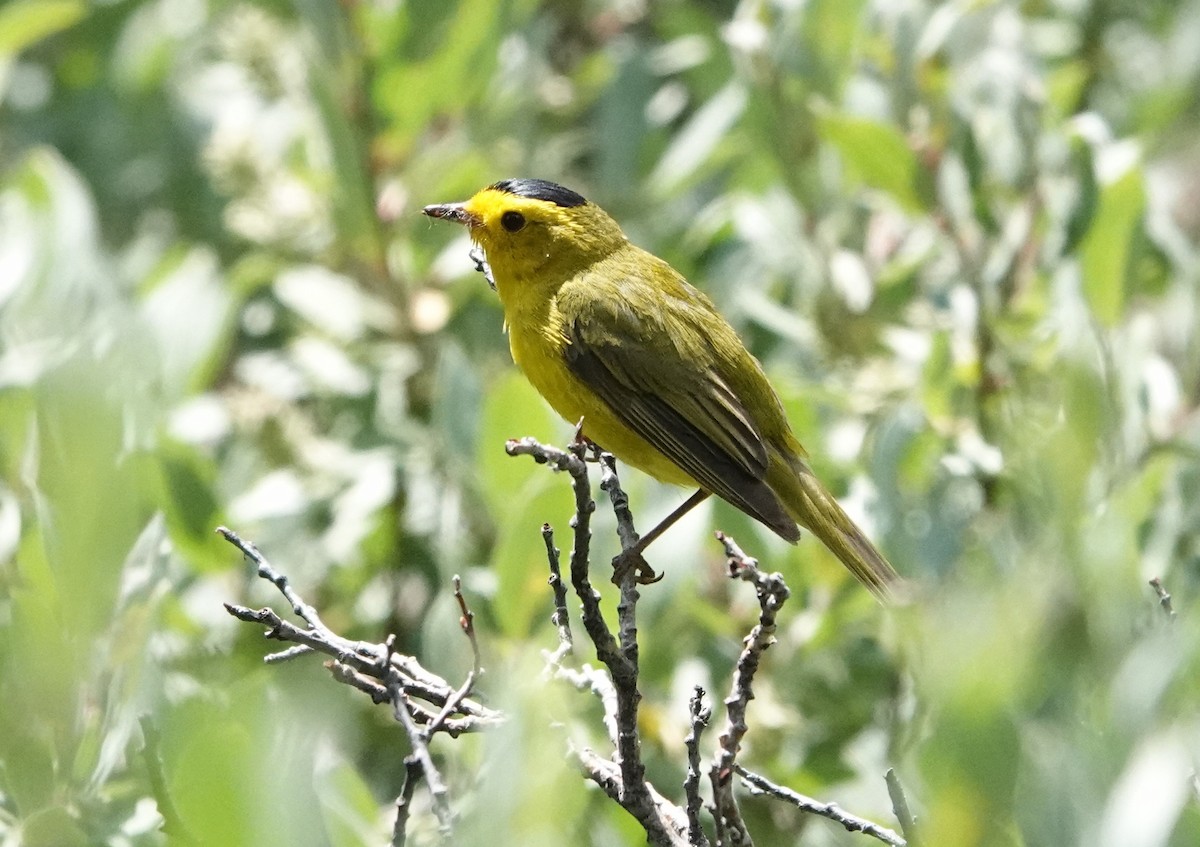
[500,211,526,232]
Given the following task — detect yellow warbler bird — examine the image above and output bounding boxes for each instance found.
[425,178,900,601]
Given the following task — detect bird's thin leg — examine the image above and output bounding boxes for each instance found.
[632,489,711,556]
[570,418,596,456]
[613,489,712,584]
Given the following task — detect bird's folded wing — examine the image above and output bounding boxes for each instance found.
[564,315,796,538]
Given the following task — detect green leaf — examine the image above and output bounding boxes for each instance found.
[155,440,226,572]
[1046,60,1090,119]
[163,679,331,846]
[476,371,572,635]
[819,113,925,212]
[650,82,748,192]
[431,341,484,469]
[1079,166,1145,326]
[140,246,235,397]
[806,0,870,84]
[18,805,89,847]
[373,0,508,141]
[0,717,56,817]
[490,482,572,637]
[0,0,85,55]
[1062,139,1099,255]
[476,371,560,518]
[315,760,382,847]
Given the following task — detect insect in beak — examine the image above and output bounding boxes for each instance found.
[422,203,480,228]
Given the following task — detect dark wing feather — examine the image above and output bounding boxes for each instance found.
[564,318,799,541]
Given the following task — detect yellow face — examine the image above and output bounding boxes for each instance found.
[461,188,567,259]
[423,179,625,287]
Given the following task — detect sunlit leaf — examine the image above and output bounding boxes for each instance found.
[819,112,926,211]
[1079,165,1146,326]
[140,246,235,395]
[156,440,226,571]
[1062,138,1099,255]
[315,759,383,847]
[431,341,484,469]
[0,0,85,55]
[17,805,89,847]
[650,82,747,192]
[476,371,560,516]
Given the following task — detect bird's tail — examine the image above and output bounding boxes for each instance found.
[775,457,902,603]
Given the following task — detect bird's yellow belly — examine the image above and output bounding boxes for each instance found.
[508,322,695,487]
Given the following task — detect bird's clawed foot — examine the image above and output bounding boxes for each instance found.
[469,246,495,290]
[569,419,603,459]
[611,549,665,585]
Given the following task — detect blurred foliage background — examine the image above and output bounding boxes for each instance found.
[2,0,1200,844]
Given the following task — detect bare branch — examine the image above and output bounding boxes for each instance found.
[548,660,620,746]
[221,442,909,847]
[597,448,641,553]
[220,528,504,845]
[572,744,691,844]
[328,661,392,704]
[543,523,574,661]
[381,634,454,837]
[327,660,482,735]
[885,768,920,847]
[421,576,484,739]
[423,672,480,739]
[514,436,684,845]
[453,574,482,675]
[392,758,424,847]
[392,692,452,837]
[223,600,499,729]
[264,644,316,664]
[736,765,906,846]
[1149,576,1177,621]
[217,526,327,630]
[505,435,589,476]
[507,437,624,671]
[709,531,791,846]
[685,687,712,846]
[596,452,657,824]
[599,451,644,663]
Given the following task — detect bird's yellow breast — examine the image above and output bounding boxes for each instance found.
[505,294,695,487]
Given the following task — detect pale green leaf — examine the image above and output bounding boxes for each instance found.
[1079,166,1146,326]
[650,82,747,192]
[819,113,925,211]
[0,0,85,55]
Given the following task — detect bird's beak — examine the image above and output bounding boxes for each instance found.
[423,202,481,228]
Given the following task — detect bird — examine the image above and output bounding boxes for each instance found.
[424,178,900,601]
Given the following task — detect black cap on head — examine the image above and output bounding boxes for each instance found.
[489,178,587,208]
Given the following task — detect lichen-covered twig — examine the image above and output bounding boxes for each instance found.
[543,524,574,661]
[392,758,424,847]
[1149,576,1177,621]
[506,438,622,667]
[512,436,684,846]
[220,442,913,847]
[423,576,483,739]
[387,633,453,837]
[684,687,711,846]
[737,765,906,846]
[709,531,791,845]
[219,527,500,844]
[885,768,920,846]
